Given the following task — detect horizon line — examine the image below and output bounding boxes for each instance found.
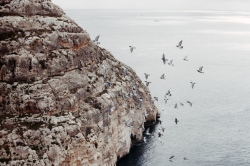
[62,9,250,13]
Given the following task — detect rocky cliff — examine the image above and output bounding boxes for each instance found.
[0,0,158,165]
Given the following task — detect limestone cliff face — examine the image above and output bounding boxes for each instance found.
[0,0,158,165]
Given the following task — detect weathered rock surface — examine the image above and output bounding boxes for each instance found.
[0,0,158,165]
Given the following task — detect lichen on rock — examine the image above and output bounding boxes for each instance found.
[0,0,159,165]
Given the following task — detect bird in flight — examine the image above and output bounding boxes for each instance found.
[144,73,150,80]
[162,54,167,64]
[187,101,192,107]
[170,155,175,160]
[160,74,165,79]
[174,103,178,109]
[145,81,151,87]
[165,89,172,97]
[158,129,163,137]
[183,56,189,61]
[129,46,136,53]
[197,66,204,73]
[168,59,174,66]
[175,118,179,124]
[176,40,183,49]
[190,82,196,89]
[164,98,169,104]
[145,127,151,136]
[93,35,100,42]
[93,35,100,45]
[154,97,158,101]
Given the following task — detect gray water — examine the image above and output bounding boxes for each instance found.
[65,10,250,166]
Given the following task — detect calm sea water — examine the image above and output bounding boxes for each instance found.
[65,10,250,166]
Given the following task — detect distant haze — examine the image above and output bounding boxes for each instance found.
[52,0,250,11]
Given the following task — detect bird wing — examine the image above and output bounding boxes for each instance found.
[199,66,203,71]
[130,47,133,53]
[178,40,183,46]
[162,54,165,60]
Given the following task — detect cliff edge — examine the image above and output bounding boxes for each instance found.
[0,0,158,165]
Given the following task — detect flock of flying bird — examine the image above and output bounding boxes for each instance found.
[94,35,205,162]
[129,40,205,162]
[129,40,204,122]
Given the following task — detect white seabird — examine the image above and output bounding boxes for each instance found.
[160,74,165,79]
[187,101,192,107]
[183,55,189,61]
[197,66,204,73]
[144,73,150,79]
[190,82,196,89]
[129,46,136,53]
[145,127,151,136]
[145,81,151,87]
[176,40,183,49]
[93,35,100,42]
[162,54,167,64]
[168,59,174,66]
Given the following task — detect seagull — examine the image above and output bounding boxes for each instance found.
[160,74,165,79]
[144,73,150,80]
[162,54,167,64]
[197,66,204,73]
[159,137,164,144]
[129,46,136,53]
[154,97,158,101]
[183,157,188,160]
[164,98,169,104]
[176,40,183,49]
[170,156,175,160]
[187,101,192,107]
[175,118,179,124]
[145,81,151,87]
[93,35,100,42]
[165,89,172,96]
[145,127,151,136]
[168,59,174,66]
[144,137,147,143]
[174,103,178,109]
[180,103,184,106]
[183,56,189,61]
[161,127,165,132]
[158,129,162,137]
[190,82,196,89]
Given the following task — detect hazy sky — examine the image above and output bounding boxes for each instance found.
[52,0,250,11]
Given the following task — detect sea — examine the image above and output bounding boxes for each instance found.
[65,9,250,166]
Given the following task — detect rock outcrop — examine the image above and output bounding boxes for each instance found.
[0,0,158,165]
